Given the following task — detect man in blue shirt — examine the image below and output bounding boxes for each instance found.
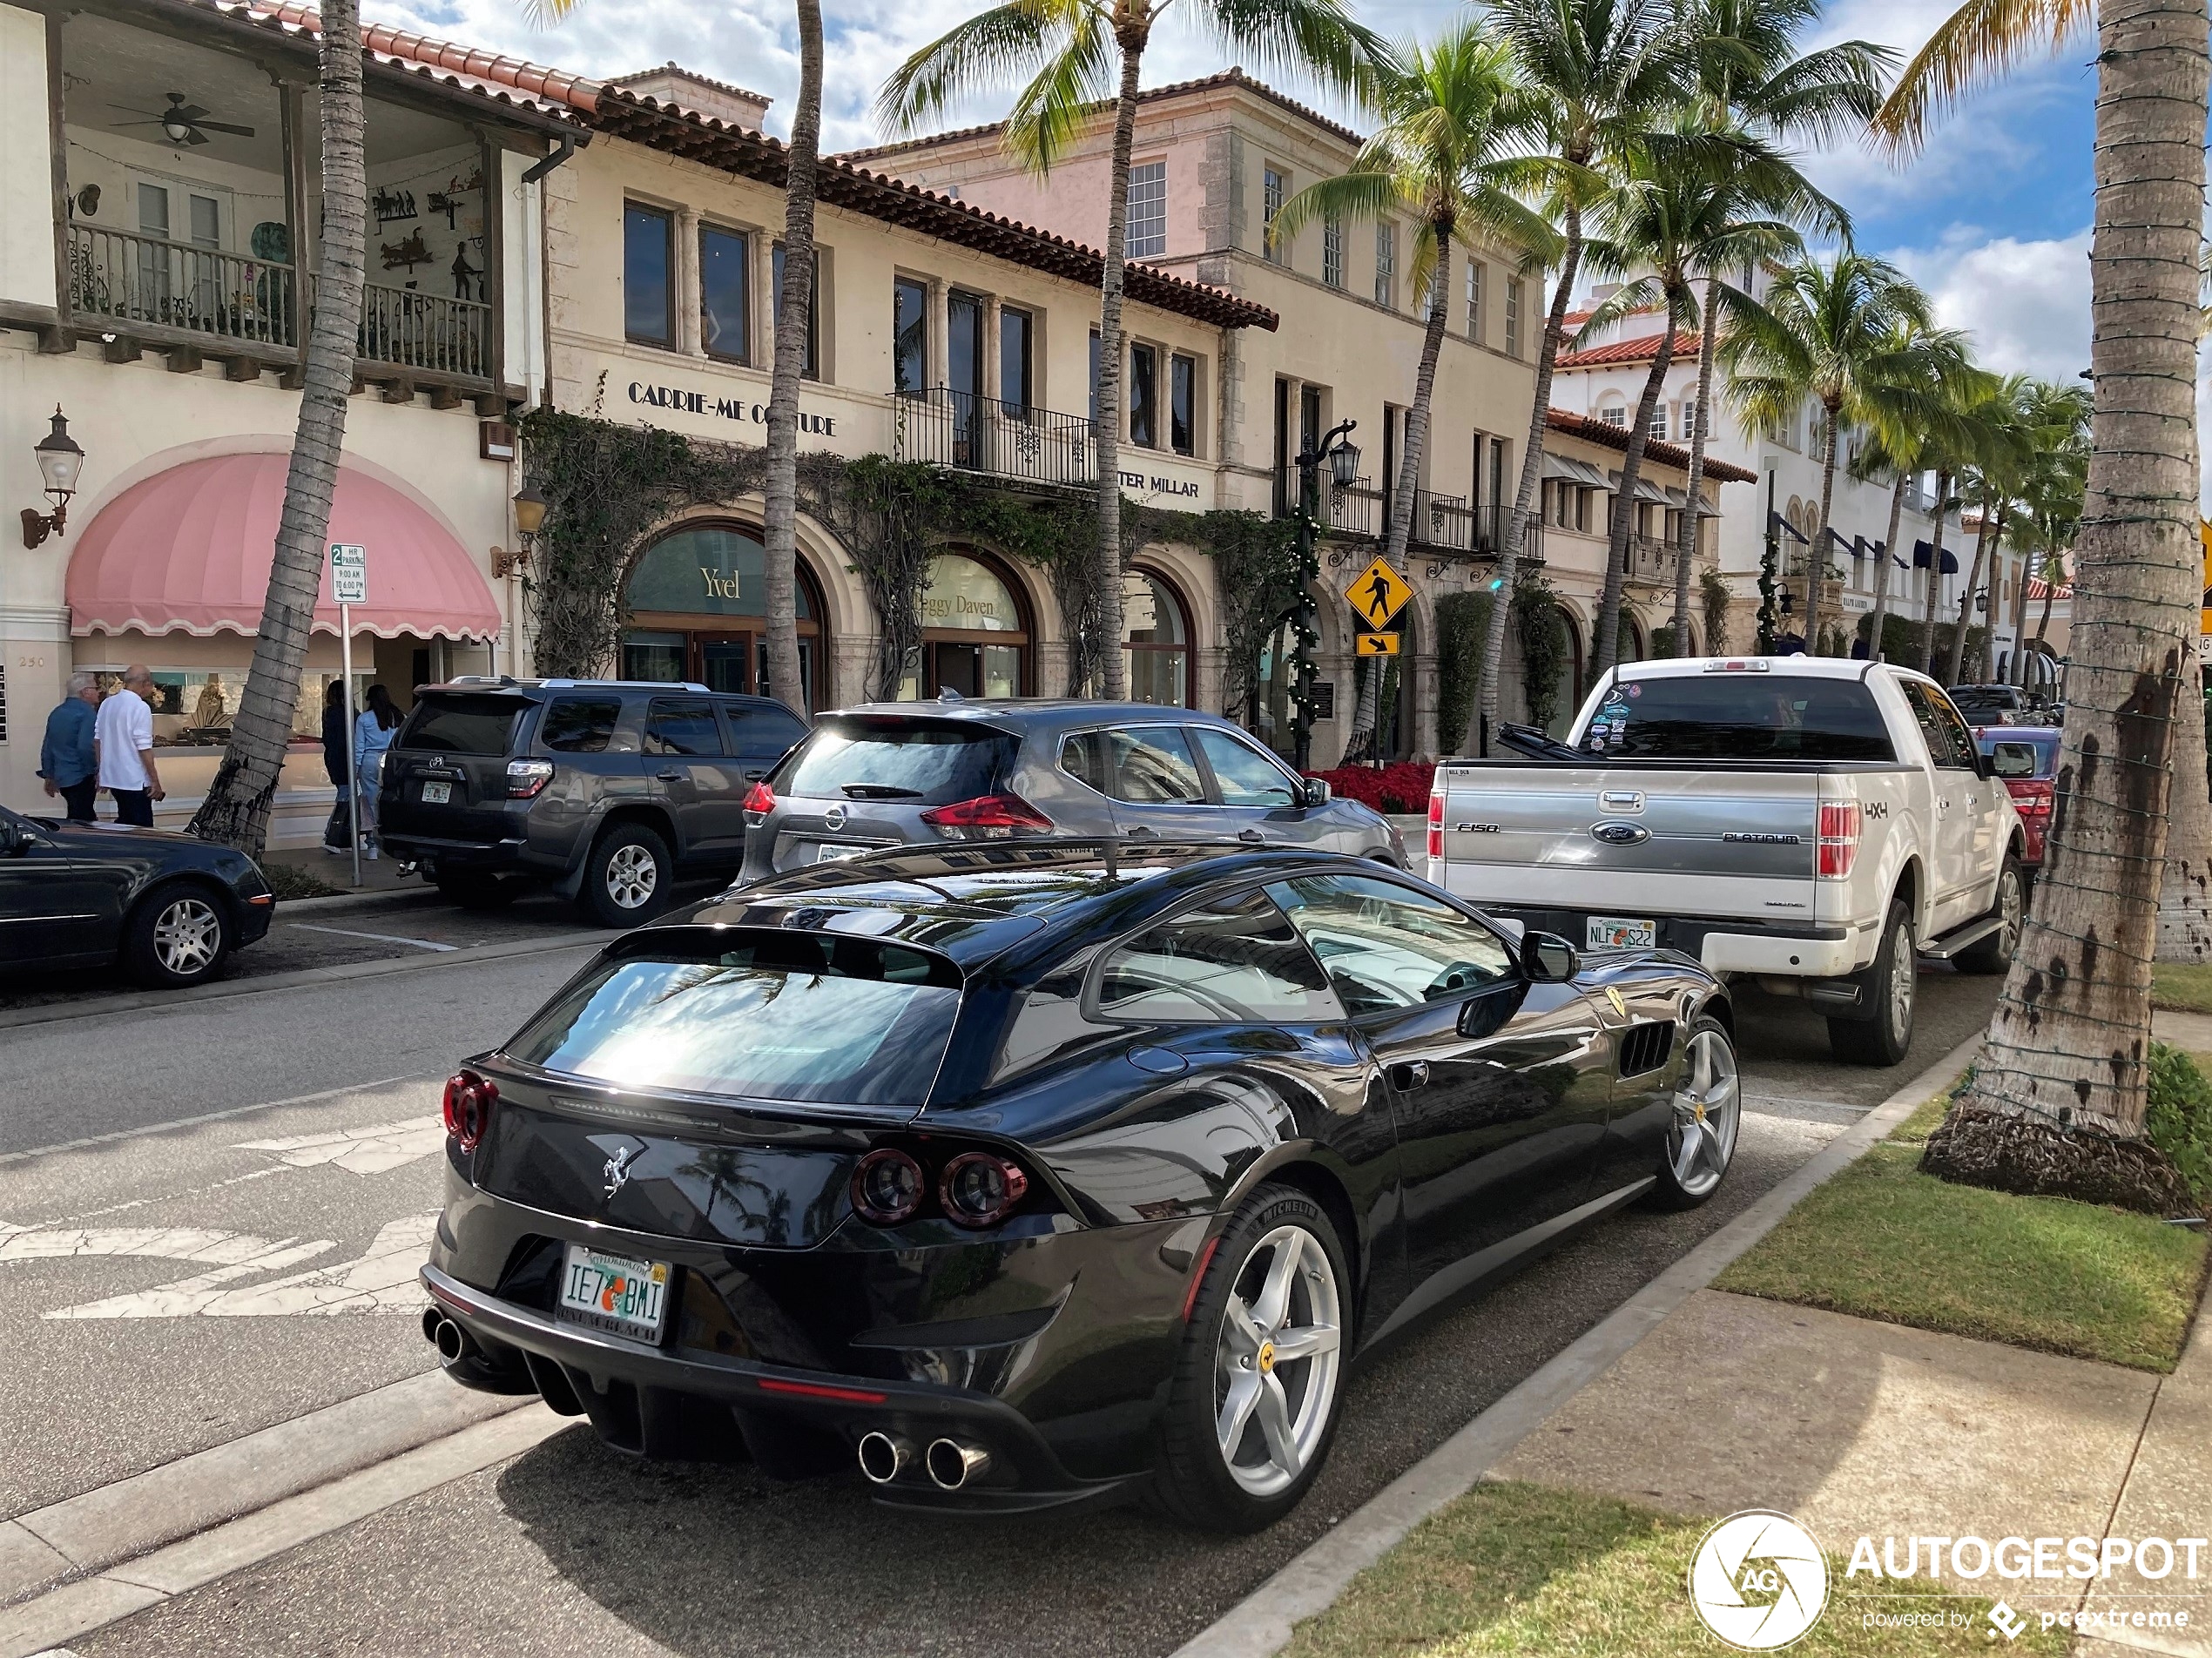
[38,672,100,821]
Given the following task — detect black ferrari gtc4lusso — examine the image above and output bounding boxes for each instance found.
[419,841,1739,1533]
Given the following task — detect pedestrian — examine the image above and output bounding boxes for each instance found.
[320,679,353,855]
[37,672,100,821]
[353,684,402,859]
[94,665,164,828]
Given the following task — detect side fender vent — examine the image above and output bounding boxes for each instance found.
[1617,1019,1676,1079]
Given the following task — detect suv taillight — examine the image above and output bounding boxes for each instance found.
[1817,801,1862,878]
[1427,782,1444,862]
[506,758,554,799]
[920,792,1053,839]
[742,780,775,815]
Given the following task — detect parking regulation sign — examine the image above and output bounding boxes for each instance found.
[330,543,368,603]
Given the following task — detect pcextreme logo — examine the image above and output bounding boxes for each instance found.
[1689,1511,1831,1649]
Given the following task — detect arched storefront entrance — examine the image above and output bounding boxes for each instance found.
[620,522,825,710]
[1125,568,1193,706]
[900,549,1033,698]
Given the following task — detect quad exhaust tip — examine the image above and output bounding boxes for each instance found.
[925,1438,990,1491]
[857,1431,912,1485]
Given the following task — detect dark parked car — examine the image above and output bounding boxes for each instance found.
[1948,683,2054,726]
[1973,725,2060,868]
[737,699,1404,886]
[0,802,273,986]
[376,678,805,925]
[418,843,1737,1531]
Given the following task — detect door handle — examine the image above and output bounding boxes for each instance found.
[1238,828,1267,843]
[1387,1060,1429,1091]
[655,769,685,782]
[1125,825,1157,837]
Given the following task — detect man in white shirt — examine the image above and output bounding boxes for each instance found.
[95,664,164,828]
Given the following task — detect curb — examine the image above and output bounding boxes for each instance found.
[1168,1031,1981,1658]
[273,886,443,917]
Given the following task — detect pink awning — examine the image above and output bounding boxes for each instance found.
[66,452,501,641]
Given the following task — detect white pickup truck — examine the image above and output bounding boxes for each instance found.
[1426,657,2026,1065]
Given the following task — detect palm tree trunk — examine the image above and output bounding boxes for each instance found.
[1932,0,2209,1203]
[1946,492,1997,684]
[1669,284,1718,655]
[1802,400,1839,656]
[1919,469,1952,672]
[761,0,821,720]
[1867,470,1906,661]
[2158,681,2212,961]
[1593,313,1677,677]
[1475,202,1583,753]
[1089,44,1145,701]
[2033,552,2060,651]
[189,0,364,855]
[2007,541,2035,684]
[1348,230,1452,760]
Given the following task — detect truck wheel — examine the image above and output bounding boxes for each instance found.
[1829,902,1914,1067]
[1953,857,2024,976]
[577,824,671,928]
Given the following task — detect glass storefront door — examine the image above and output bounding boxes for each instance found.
[698,634,750,694]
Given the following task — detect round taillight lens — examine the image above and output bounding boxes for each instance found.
[851,1148,926,1225]
[442,1069,496,1152]
[940,1152,1028,1229]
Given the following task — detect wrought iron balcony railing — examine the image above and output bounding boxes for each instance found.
[890,387,1096,489]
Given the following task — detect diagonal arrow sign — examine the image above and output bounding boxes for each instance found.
[233,1117,444,1176]
[43,1214,435,1320]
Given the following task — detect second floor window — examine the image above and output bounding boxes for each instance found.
[1649,403,1670,443]
[1127,161,1167,259]
[893,275,927,394]
[624,203,674,347]
[1466,259,1484,342]
[1263,166,1286,262]
[1323,212,1343,288]
[1089,329,1101,422]
[1374,223,1396,308]
[699,224,750,363]
[1600,403,1627,428]
[1130,342,1159,448]
[1504,276,1523,358]
[1171,353,1196,455]
[1001,306,1033,416]
[772,242,820,380]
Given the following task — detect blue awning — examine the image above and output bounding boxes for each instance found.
[1911,541,1961,575]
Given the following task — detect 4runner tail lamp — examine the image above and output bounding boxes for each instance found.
[742,780,776,815]
[442,1069,497,1152]
[1816,801,1862,879]
[1426,783,1445,862]
[919,792,1053,839]
[506,758,554,799]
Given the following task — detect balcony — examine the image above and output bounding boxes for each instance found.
[891,388,1096,489]
[1325,476,1382,538]
[1625,533,1687,589]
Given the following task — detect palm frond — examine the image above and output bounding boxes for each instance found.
[1001,8,1117,176]
[876,0,1082,135]
[1871,0,2092,159]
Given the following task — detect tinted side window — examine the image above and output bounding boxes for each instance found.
[725,703,805,755]
[1111,728,1207,804]
[1095,890,1342,1023]
[1903,684,1966,768]
[1271,872,1514,1017]
[1192,727,1298,807]
[1062,731,1113,795]
[1925,688,1979,771]
[645,698,723,757]
[541,698,621,754]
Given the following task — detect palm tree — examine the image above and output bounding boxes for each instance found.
[1945,374,2037,684]
[1722,252,1932,658]
[192,0,367,854]
[763,0,824,719]
[1474,0,1684,751]
[1271,23,1556,756]
[2002,381,2089,683]
[1885,0,2207,1193]
[880,0,1376,700]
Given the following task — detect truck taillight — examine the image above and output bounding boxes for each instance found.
[2007,779,2054,819]
[1817,802,1862,878]
[1427,785,1444,861]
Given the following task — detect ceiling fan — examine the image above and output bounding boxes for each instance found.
[111,91,255,146]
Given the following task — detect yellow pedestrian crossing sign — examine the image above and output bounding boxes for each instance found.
[1355,632,1400,657]
[1345,556,1411,630]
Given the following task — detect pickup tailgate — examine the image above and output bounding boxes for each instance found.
[1433,763,1820,924]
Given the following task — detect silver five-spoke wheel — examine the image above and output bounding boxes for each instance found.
[1666,1027,1740,1199]
[604,844,658,910]
[152,896,222,977]
[1214,1223,1343,1498]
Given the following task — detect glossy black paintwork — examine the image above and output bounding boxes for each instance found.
[426,845,1727,1500]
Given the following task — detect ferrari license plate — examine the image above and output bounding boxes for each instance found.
[420,780,452,805]
[1587,915,1656,950]
[556,1244,671,1343]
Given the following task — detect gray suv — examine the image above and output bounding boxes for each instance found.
[737,698,1403,883]
[377,678,805,924]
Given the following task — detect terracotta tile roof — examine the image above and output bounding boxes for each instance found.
[836,67,1365,163]
[607,62,770,110]
[242,0,602,113]
[1545,408,1757,484]
[1554,332,1701,371]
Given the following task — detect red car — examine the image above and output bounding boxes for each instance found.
[1973,725,2060,867]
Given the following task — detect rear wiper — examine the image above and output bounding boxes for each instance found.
[839,784,923,800]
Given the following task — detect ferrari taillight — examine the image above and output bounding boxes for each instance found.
[442,1069,497,1152]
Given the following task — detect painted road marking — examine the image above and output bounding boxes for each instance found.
[233,1117,442,1175]
[285,923,458,953]
[36,1216,435,1321]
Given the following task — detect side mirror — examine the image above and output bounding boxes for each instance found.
[1302,777,1332,808]
[1521,931,1580,983]
[0,825,30,858]
[1990,744,2037,780]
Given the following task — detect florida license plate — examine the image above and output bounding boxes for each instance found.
[556,1244,671,1343]
[420,780,452,804]
[812,842,867,863]
[1587,915,1656,950]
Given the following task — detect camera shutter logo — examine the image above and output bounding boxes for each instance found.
[1689,1510,1830,1649]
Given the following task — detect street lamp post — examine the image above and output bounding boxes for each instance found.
[22,407,85,549]
[1291,419,1359,772]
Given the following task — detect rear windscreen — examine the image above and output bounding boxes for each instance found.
[508,933,961,1107]
[397,694,524,756]
[780,718,1015,805]
[1583,676,1896,762]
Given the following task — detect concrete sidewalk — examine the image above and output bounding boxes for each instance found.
[263,846,422,897]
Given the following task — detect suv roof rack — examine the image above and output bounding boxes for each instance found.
[536,677,713,692]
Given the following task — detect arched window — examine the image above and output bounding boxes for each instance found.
[900,549,1032,698]
[1124,569,1192,706]
[620,522,824,710]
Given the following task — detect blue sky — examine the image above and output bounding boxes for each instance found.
[364,0,2102,381]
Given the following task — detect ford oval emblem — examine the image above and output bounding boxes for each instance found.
[1590,820,1649,846]
[823,803,847,831]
